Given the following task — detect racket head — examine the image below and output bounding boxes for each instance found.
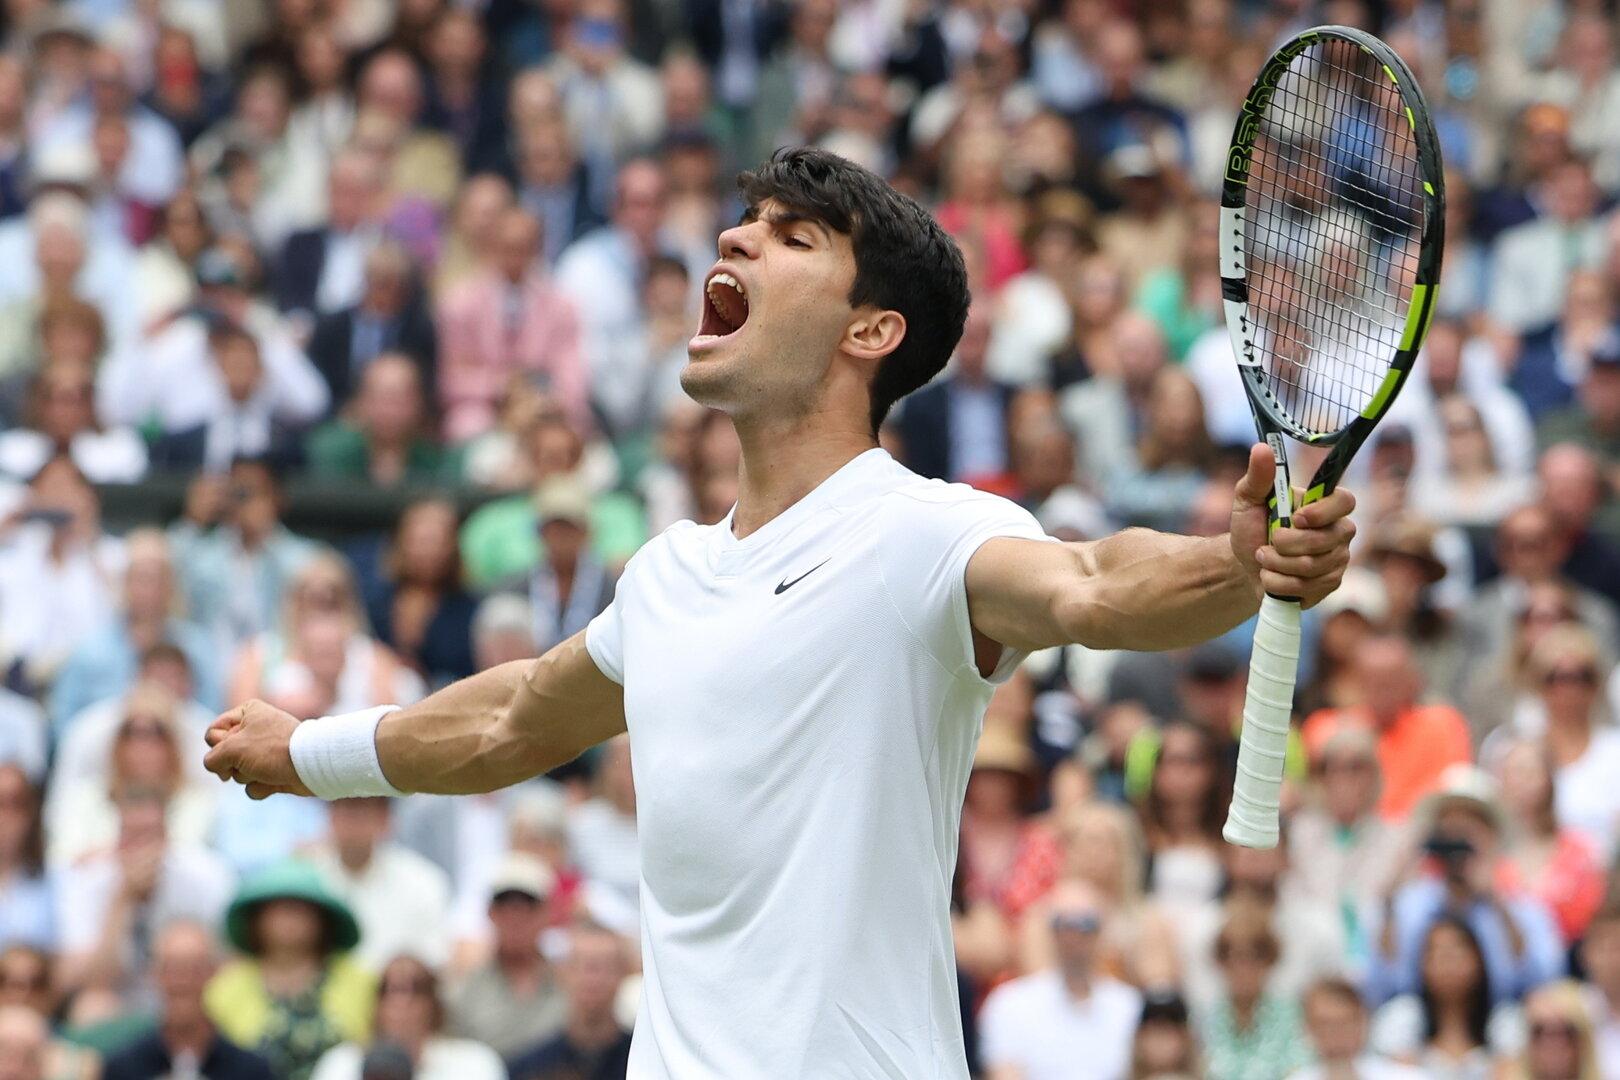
[1219,26,1445,464]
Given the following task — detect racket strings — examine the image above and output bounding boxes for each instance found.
[1241,42,1425,436]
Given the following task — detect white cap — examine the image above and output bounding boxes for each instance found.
[488,851,557,902]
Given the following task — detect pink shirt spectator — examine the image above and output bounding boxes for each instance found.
[435,271,588,441]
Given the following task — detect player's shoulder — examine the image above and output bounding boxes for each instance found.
[872,471,1042,534]
[620,517,708,568]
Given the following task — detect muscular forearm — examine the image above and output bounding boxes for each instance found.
[1058,530,1260,652]
[376,634,626,795]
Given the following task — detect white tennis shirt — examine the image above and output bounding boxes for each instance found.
[585,448,1051,1078]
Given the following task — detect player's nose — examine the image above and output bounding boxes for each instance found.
[717,220,763,261]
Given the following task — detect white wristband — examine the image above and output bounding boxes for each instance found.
[288,706,406,800]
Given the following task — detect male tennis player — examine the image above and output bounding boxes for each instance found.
[205,149,1355,1078]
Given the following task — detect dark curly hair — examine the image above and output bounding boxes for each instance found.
[737,147,970,434]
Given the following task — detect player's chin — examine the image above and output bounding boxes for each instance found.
[678,352,732,404]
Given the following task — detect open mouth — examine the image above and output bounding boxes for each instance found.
[695,271,749,343]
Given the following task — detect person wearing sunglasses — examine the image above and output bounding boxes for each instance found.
[1526,625,1620,861]
[979,878,1143,1080]
[1500,979,1601,1080]
[44,682,215,869]
[310,955,502,1080]
[1462,581,1593,748]
[1199,900,1310,1080]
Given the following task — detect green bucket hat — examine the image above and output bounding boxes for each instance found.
[224,858,360,955]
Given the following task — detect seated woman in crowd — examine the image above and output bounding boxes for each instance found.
[1197,900,1309,1080]
[1139,722,1229,917]
[0,360,146,485]
[1464,582,1590,747]
[1489,736,1605,947]
[1408,395,1537,529]
[1019,800,1178,989]
[1131,990,1202,1080]
[1499,979,1603,1080]
[227,552,424,718]
[358,498,477,690]
[1522,626,1620,861]
[206,859,374,1080]
[1105,368,1219,532]
[1371,915,1524,1079]
[310,954,502,1080]
[43,683,214,868]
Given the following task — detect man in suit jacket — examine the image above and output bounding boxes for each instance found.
[307,241,438,414]
[896,306,1014,483]
[436,206,588,441]
[509,120,605,267]
[147,323,307,473]
[684,0,789,112]
[272,150,388,327]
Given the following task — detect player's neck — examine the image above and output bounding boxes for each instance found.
[731,415,876,540]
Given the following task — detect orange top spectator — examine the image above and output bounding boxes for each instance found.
[1302,635,1471,819]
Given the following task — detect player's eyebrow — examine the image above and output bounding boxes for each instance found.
[738,206,834,245]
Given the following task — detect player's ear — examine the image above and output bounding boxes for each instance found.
[843,308,906,364]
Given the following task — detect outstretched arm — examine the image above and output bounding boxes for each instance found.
[204,631,626,799]
[966,444,1356,654]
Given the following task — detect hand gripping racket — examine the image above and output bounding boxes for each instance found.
[1219,26,1445,848]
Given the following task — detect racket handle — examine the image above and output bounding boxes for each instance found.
[1223,594,1303,849]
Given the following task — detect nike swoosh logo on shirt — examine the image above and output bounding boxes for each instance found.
[774,559,831,595]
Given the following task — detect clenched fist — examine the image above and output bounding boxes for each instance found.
[203,700,311,800]
[1229,444,1357,608]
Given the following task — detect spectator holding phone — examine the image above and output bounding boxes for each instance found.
[1367,766,1565,1007]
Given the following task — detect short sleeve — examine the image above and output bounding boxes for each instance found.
[877,485,1054,683]
[585,590,625,685]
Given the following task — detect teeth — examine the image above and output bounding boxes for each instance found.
[706,272,748,309]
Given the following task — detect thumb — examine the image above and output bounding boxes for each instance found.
[1233,443,1276,509]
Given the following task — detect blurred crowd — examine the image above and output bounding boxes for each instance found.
[0,0,1619,1078]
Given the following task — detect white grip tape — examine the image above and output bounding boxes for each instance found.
[289,705,405,800]
[1223,595,1302,849]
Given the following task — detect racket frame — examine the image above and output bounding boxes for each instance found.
[1218,25,1445,849]
[1219,24,1446,527]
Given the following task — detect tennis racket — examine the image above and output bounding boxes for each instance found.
[1219,26,1444,849]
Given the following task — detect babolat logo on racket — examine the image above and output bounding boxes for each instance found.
[1224,32,1319,188]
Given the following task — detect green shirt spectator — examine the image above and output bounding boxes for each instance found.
[459,487,647,589]
[1135,265,1219,362]
[305,353,458,489]
[305,422,459,486]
